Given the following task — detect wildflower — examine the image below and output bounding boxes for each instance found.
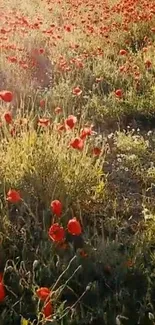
[38,118,50,127]
[48,223,65,242]
[65,25,72,32]
[7,56,18,63]
[0,276,5,303]
[0,91,13,102]
[79,249,88,257]
[92,147,101,156]
[3,111,12,124]
[115,89,123,98]
[10,127,17,137]
[6,189,21,203]
[142,47,148,52]
[69,137,84,150]
[119,49,127,55]
[65,115,77,129]
[56,123,68,132]
[0,273,3,282]
[36,287,53,318]
[72,87,82,96]
[50,200,62,217]
[43,301,53,318]
[39,99,46,108]
[80,127,93,139]
[36,287,51,301]
[39,48,45,54]
[67,218,82,235]
[54,107,62,114]
[145,60,152,69]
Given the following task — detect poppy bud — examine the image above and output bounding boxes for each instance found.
[50,200,62,217]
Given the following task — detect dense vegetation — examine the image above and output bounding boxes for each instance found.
[1,0,155,324]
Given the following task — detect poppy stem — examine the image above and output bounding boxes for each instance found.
[23,201,36,221]
[54,265,82,302]
[51,255,77,292]
[56,284,91,321]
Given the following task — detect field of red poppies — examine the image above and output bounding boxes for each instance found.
[1,0,155,324]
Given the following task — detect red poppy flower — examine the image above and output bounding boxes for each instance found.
[39,99,46,108]
[21,63,29,69]
[72,87,82,96]
[38,118,50,127]
[36,287,51,301]
[10,127,17,137]
[79,249,88,257]
[48,223,65,242]
[56,123,68,132]
[0,282,5,302]
[142,47,148,52]
[6,189,22,203]
[3,111,12,124]
[0,273,3,283]
[7,56,18,63]
[39,48,45,54]
[65,25,72,32]
[67,218,82,235]
[145,60,152,69]
[75,60,84,69]
[69,137,84,150]
[0,91,13,102]
[50,200,62,217]
[92,147,101,156]
[119,49,127,55]
[119,65,125,72]
[42,301,53,318]
[54,107,62,114]
[36,287,53,318]
[115,89,123,98]
[65,115,77,129]
[80,127,93,139]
